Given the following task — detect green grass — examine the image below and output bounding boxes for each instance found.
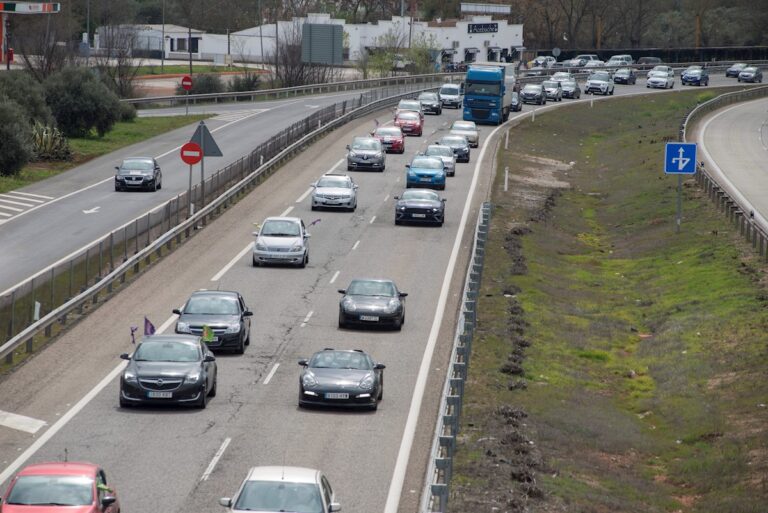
[451,88,768,512]
[135,64,260,76]
[0,115,210,194]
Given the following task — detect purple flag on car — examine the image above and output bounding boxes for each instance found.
[144,317,156,336]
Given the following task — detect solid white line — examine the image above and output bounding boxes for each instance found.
[1,194,44,204]
[0,204,22,212]
[329,270,340,284]
[384,114,506,513]
[0,211,11,217]
[295,187,313,203]
[7,191,53,200]
[280,206,294,217]
[211,242,254,281]
[0,410,47,434]
[300,310,313,327]
[352,240,360,250]
[369,215,376,224]
[263,363,280,385]
[200,437,231,481]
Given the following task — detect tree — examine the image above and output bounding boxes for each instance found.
[0,71,53,125]
[44,68,122,138]
[12,12,75,82]
[92,26,144,98]
[0,100,34,177]
[406,32,440,74]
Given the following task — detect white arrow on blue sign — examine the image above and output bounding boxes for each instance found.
[664,142,697,175]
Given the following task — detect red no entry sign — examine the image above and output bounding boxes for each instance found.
[181,75,193,91]
[180,142,202,165]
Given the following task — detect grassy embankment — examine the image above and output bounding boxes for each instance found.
[452,89,768,512]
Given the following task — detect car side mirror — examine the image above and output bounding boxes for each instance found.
[120,353,131,360]
[400,292,408,297]
[219,498,232,508]
[114,166,120,171]
[442,198,447,202]
[311,182,317,187]
[101,496,117,507]
[353,184,359,189]
[173,308,182,315]
[337,289,346,294]
[243,310,253,317]
[204,355,216,362]
[298,359,308,366]
[374,363,386,370]
[405,164,410,168]
[304,233,311,239]
[329,502,342,512]
[345,144,350,150]
[252,231,260,236]
[393,196,400,200]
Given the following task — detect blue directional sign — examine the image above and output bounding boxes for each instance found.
[664,142,697,175]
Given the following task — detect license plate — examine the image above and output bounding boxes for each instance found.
[359,315,379,322]
[420,178,431,182]
[411,213,426,218]
[147,391,172,398]
[325,393,349,399]
[204,337,219,343]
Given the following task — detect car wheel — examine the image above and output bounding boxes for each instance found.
[347,165,353,171]
[244,330,250,346]
[209,375,217,397]
[311,205,317,211]
[252,255,259,267]
[157,178,162,190]
[197,385,208,409]
[235,335,245,354]
[150,181,157,192]
[338,311,347,329]
[115,185,121,192]
[393,315,403,331]
[299,252,308,268]
[609,89,614,95]
[119,392,130,408]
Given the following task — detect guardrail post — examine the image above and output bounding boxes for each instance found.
[49,268,55,314]
[68,259,73,299]
[83,248,89,291]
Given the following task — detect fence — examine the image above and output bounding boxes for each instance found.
[680,85,768,258]
[420,202,491,513]
[0,80,443,364]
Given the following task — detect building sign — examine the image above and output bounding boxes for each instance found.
[467,23,498,34]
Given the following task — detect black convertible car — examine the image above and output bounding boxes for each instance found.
[298,349,385,410]
[394,189,446,226]
[338,278,407,330]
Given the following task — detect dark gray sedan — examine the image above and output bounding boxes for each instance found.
[738,66,763,83]
[298,349,385,410]
[436,135,470,163]
[114,157,162,192]
[119,334,217,409]
[418,91,442,114]
[395,189,446,226]
[520,83,546,105]
[173,290,252,354]
[338,278,407,330]
[346,136,386,172]
[561,80,581,99]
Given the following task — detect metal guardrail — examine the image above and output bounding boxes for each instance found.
[420,202,491,513]
[680,84,768,260]
[123,72,465,107]
[0,80,442,363]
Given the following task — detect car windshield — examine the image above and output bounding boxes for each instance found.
[402,190,439,201]
[375,127,401,137]
[465,82,500,96]
[234,481,323,513]
[686,69,702,75]
[351,138,379,150]
[347,280,396,297]
[260,220,301,237]
[133,341,200,362]
[652,66,667,72]
[425,146,453,157]
[732,63,746,69]
[419,93,438,101]
[522,84,541,92]
[6,475,94,506]
[411,157,443,169]
[649,71,667,77]
[542,81,558,88]
[590,73,610,81]
[552,73,569,79]
[615,69,630,75]
[440,86,459,95]
[184,295,239,315]
[441,136,466,146]
[310,351,372,370]
[743,67,757,72]
[451,122,475,131]
[397,112,419,121]
[562,81,577,88]
[399,101,421,110]
[121,160,153,171]
[317,177,351,189]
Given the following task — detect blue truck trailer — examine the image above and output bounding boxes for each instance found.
[462,62,517,125]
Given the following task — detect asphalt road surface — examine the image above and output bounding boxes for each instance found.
[0,73,750,513]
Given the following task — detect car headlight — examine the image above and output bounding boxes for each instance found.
[432,208,440,212]
[225,323,240,334]
[255,242,268,251]
[176,321,191,334]
[186,372,201,383]
[349,151,357,158]
[343,298,357,311]
[358,374,375,390]
[302,372,318,388]
[407,169,416,176]
[385,298,400,313]
[123,371,138,383]
[399,206,406,211]
[290,242,304,252]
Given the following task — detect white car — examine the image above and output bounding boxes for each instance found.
[531,56,556,68]
[220,466,341,513]
[646,65,674,80]
[567,54,600,67]
[311,173,358,211]
[551,71,574,82]
[252,217,310,268]
[584,71,615,95]
[606,54,633,67]
[584,60,605,68]
[439,83,464,108]
[449,120,479,148]
[646,70,675,89]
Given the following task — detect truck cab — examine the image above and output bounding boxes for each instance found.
[462,62,516,125]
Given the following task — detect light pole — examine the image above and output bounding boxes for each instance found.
[85,0,90,64]
[161,0,165,72]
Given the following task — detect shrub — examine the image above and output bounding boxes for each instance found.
[228,71,261,93]
[31,121,72,161]
[117,101,137,122]
[44,67,121,137]
[0,100,34,176]
[176,74,224,95]
[0,70,53,125]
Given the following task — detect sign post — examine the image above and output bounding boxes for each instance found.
[181,75,192,116]
[664,142,697,233]
[189,121,223,210]
[180,141,202,217]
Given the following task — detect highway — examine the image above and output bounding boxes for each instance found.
[0,73,749,512]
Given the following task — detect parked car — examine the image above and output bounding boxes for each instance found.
[371,126,405,154]
[310,173,358,211]
[346,136,386,171]
[561,80,581,99]
[394,111,424,136]
[606,54,633,67]
[738,66,763,83]
[726,62,747,78]
[114,157,162,192]
[584,60,605,68]
[252,216,310,268]
[613,67,637,84]
[174,290,252,354]
[0,462,120,513]
[551,71,574,83]
[646,65,674,80]
[406,155,446,190]
[394,188,446,226]
[449,120,479,147]
[418,91,442,114]
[436,134,470,163]
[219,466,340,513]
[510,91,523,111]
[439,83,464,108]
[542,80,563,102]
[647,70,675,89]
[422,144,456,176]
[338,278,407,330]
[531,55,556,68]
[585,71,615,95]
[298,349,385,410]
[681,67,709,86]
[636,56,662,69]
[119,334,217,408]
[567,54,600,67]
[520,83,546,105]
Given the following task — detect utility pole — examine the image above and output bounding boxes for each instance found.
[86,0,90,65]
[408,0,415,49]
[258,0,264,65]
[161,0,165,72]
[188,25,192,75]
[695,14,701,48]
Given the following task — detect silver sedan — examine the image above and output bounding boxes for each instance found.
[346,136,386,172]
[311,173,358,211]
[449,120,479,148]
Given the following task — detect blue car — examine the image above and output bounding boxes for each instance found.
[681,67,709,86]
[406,156,446,190]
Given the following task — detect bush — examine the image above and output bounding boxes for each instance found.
[228,71,261,93]
[117,101,137,122]
[31,121,72,161]
[0,100,34,176]
[0,71,53,125]
[176,74,224,95]
[44,67,121,138]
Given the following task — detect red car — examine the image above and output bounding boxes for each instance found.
[371,126,405,154]
[394,111,423,137]
[1,462,120,513]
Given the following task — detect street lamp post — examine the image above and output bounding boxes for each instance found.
[161,0,165,73]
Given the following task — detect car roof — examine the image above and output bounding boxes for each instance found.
[320,172,350,178]
[141,334,200,345]
[122,157,153,162]
[352,136,377,141]
[263,216,301,223]
[17,462,98,477]
[245,466,319,484]
[189,290,239,298]
[350,277,395,284]
[315,348,368,355]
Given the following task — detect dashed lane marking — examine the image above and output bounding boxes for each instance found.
[0,410,47,434]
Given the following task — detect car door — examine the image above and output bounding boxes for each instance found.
[96,469,118,513]
[200,342,215,386]
[238,294,250,338]
[301,220,309,250]
[153,158,161,183]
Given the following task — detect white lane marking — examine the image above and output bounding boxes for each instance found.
[0,311,179,485]
[280,206,294,217]
[383,194,389,202]
[369,215,376,224]
[211,242,254,281]
[329,270,340,284]
[352,240,360,250]
[212,109,268,122]
[263,363,280,385]
[0,211,11,217]
[296,187,313,203]
[6,191,53,200]
[82,206,100,214]
[300,310,313,327]
[200,437,231,481]
[384,111,504,513]
[0,204,23,212]
[0,410,47,434]
[0,194,44,204]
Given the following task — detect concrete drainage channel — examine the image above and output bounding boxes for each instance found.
[0,80,443,367]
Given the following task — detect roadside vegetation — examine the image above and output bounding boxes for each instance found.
[135,64,265,76]
[452,89,768,512]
